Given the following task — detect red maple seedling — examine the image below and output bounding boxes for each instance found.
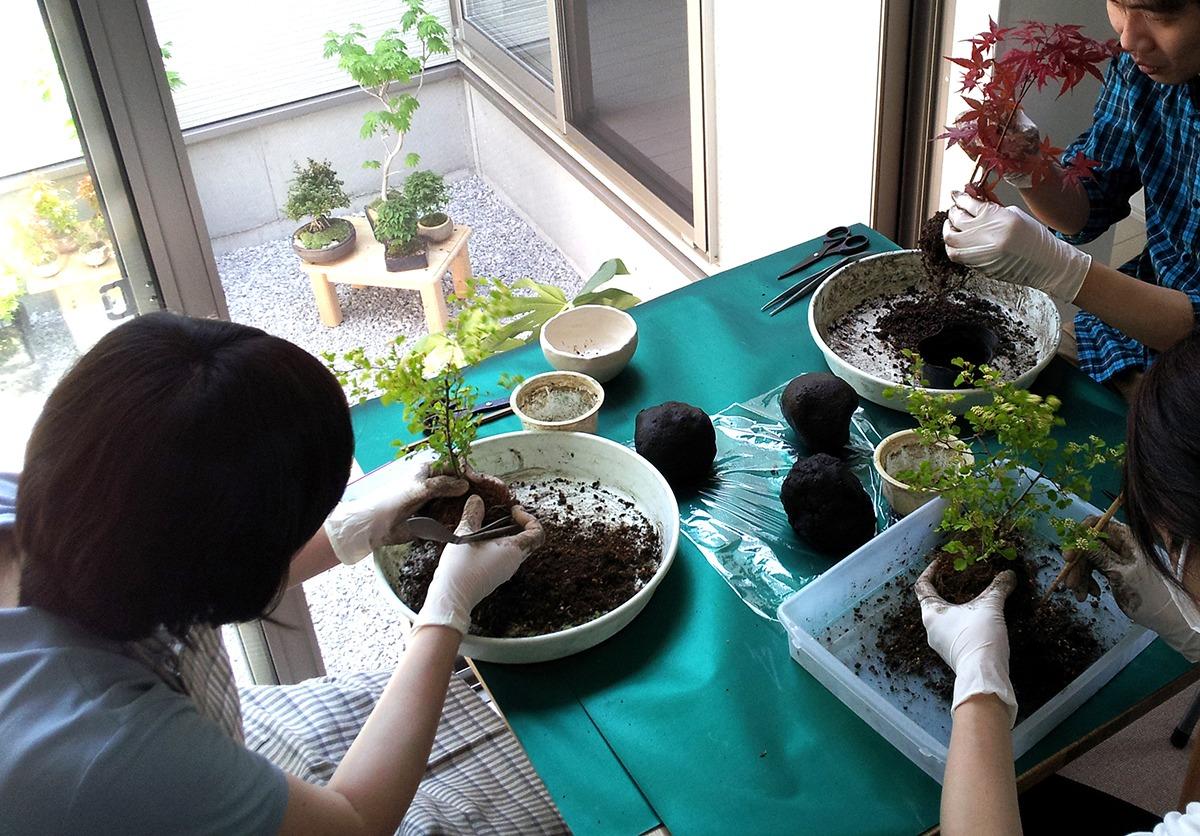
[939,19,1118,202]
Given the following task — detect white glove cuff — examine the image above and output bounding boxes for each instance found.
[1051,245,1091,304]
[413,600,468,637]
[951,650,1018,728]
[323,501,377,566]
[1002,171,1034,190]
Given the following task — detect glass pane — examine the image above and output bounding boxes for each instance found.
[463,0,553,84]
[0,4,158,470]
[568,0,692,222]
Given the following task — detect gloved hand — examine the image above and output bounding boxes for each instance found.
[943,190,1092,303]
[415,495,545,636]
[323,459,469,565]
[916,560,1019,725]
[1063,518,1200,662]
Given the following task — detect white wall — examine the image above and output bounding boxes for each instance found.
[467,84,688,294]
[710,3,883,269]
[190,76,473,254]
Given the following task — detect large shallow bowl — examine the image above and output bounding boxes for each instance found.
[368,430,680,664]
[808,250,1061,413]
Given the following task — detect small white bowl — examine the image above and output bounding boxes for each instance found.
[873,429,974,517]
[510,371,605,433]
[540,305,638,383]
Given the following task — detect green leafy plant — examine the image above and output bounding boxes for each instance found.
[283,158,351,237]
[373,195,419,247]
[887,355,1123,570]
[0,266,23,326]
[28,180,79,240]
[324,2,450,203]
[75,176,109,245]
[403,170,448,224]
[159,42,185,92]
[472,258,640,354]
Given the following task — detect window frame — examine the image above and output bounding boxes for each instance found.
[452,0,718,260]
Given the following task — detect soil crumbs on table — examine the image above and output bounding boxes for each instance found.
[390,476,662,638]
[828,286,1037,383]
[877,546,1104,720]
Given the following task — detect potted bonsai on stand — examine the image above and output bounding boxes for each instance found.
[283,158,356,265]
[373,195,427,272]
[405,170,452,242]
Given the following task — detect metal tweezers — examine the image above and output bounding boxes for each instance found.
[761,253,868,316]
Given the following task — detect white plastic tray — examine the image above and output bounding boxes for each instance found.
[777,484,1153,783]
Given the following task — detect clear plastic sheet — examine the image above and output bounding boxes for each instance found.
[679,384,891,621]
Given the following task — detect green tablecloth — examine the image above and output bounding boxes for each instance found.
[351,226,1192,835]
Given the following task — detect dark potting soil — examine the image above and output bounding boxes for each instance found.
[877,547,1105,719]
[419,473,515,531]
[918,211,970,292]
[390,477,662,638]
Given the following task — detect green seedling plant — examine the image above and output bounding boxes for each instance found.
[284,159,351,248]
[888,354,1123,570]
[324,2,450,203]
[403,170,448,225]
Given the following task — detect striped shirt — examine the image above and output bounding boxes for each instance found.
[1059,52,1200,383]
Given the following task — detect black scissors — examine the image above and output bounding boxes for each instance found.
[777,226,870,280]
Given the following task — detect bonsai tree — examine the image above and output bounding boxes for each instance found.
[889,355,1123,571]
[324,1,450,204]
[921,19,1116,284]
[939,19,1117,202]
[283,158,352,248]
[372,194,421,259]
[27,179,79,243]
[403,170,449,226]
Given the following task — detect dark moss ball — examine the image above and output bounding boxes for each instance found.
[634,401,716,485]
[779,453,875,556]
[781,372,859,454]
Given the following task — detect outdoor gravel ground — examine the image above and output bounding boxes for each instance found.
[216,175,582,676]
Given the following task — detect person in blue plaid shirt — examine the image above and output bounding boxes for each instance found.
[944,0,1200,402]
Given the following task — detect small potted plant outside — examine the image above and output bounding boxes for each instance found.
[76,176,111,268]
[373,195,427,272]
[28,179,80,254]
[14,219,64,279]
[404,170,452,243]
[283,158,356,265]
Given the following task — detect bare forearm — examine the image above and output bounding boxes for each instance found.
[942,694,1022,836]
[1018,165,1090,236]
[289,529,340,588]
[1073,261,1195,352]
[327,625,461,833]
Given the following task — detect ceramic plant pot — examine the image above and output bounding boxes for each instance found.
[540,305,638,383]
[510,370,605,433]
[417,213,453,243]
[31,254,65,278]
[873,429,973,517]
[292,218,356,265]
[384,240,428,272]
[80,241,111,268]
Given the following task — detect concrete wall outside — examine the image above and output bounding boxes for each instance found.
[466,84,689,297]
[187,75,474,255]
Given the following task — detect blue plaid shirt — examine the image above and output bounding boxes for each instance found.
[1059,52,1200,383]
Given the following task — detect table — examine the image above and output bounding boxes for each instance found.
[298,216,471,332]
[350,226,1197,835]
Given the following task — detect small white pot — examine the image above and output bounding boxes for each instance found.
[510,371,604,433]
[540,305,638,383]
[873,429,973,517]
[417,213,453,242]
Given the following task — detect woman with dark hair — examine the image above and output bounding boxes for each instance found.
[921,330,1200,835]
[0,313,563,834]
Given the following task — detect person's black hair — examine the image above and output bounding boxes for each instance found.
[16,313,354,640]
[1123,331,1200,588]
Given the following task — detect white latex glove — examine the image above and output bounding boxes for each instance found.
[415,495,545,636]
[1064,520,1200,662]
[943,191,1091,303]
[916,561,1019,726]
[323,458,468,565]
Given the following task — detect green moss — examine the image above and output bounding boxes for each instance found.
[296,218,351,250]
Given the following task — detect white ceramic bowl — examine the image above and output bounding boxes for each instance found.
[808,250,1061,414]
[540,305,638,383]
[873,429,974,517]
[369,431,680,663]
[510,370,604,433]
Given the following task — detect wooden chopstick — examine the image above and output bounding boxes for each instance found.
[1041,493,1123,604]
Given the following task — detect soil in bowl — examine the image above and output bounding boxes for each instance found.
[386,476,663,638]
[876,541,1106,719]
[830,286,1037,383]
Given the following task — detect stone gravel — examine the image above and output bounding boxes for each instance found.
[216,175,581,676]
